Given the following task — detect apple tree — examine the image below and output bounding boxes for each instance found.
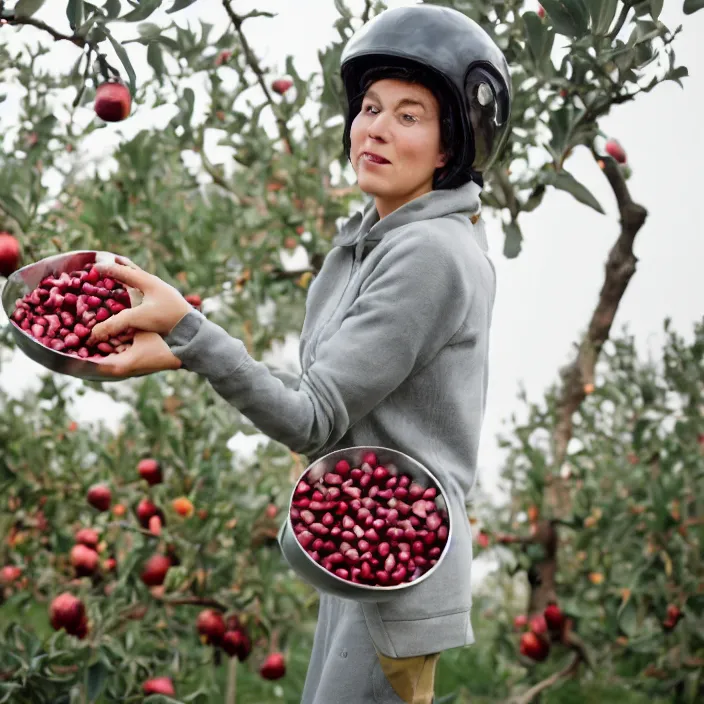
[0,0,701,702]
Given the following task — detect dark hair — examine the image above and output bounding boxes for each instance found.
[342,59,481,189]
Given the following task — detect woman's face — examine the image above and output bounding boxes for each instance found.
[350,78,447,218]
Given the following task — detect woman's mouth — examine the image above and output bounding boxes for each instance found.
[361,152,391,165]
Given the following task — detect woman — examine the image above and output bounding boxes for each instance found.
[88,5,511,703]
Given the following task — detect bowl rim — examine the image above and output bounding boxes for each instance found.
[1,249,136,372]
[282,445,454,594]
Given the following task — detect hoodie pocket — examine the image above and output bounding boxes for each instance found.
[361,491,474,658]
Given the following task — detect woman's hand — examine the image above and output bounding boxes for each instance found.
[93,331,182,378]
[86,261,192,346]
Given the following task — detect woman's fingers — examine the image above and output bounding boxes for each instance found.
[94,262,152,291]
[88,307,140,344]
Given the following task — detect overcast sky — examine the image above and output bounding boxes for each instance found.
[1,0,702,507]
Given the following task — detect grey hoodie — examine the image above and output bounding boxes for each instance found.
[164,180,496,691]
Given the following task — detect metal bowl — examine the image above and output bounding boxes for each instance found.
[1,250,139,382]
[278,446,454,603]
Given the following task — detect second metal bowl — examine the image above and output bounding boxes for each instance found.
[278,446,454,603]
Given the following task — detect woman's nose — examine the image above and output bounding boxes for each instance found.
[368,113,390,141]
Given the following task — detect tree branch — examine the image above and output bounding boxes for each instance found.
[221,0,294,154]
[510,653,583,704]
[548,152,647,510]
[2,11,120,78]
[3,14,86,46]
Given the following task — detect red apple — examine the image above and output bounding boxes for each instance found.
[260,652,286,680]
[87,484,111,512]
[49,592,86,635]
[136,498,163,528]
[544,603,565,631]
[538,5,546,19]
[605,139,627,164]
[0,233,20,277]
[184,293,202,309]
[529,614,548,636]
[70,544,100,577]
[663,604,683,630]
[142,677,175,696]
[520,631,550,661]
[140,554,171,587]
[0,565,22,584]
[214,50,233,66]
[94,80,132,122]
[75,527,100,548]
[271,78,293,96]
[222,629,252,661]
[196,609,226,645]
[513,614,528,630]
[138,458,162,485]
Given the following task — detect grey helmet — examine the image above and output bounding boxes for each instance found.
[340,4,512,188]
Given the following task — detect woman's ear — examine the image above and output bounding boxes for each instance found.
[436,152,448,169]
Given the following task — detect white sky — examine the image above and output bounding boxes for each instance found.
[1,0,703,512]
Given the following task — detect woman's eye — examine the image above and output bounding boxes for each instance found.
[364,105,379,114]
[402,114,418,123]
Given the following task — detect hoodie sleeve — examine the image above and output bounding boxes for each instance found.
[163,232,475,457]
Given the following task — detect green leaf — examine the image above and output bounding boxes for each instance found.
[683,0,704,14]
[138,22,162,39]
[617,597,638,637]
[0,192,28,230]
[107,33,136,95]
[540,0,590,37]
[503,220,523,259]
[334,0,353,19]
[166,0,199,12]
[649,0,664,20]
[523,184,546,213]
[66,0,83,28]
[14,0,46,18]
[585,0,618,34]
[120,0,160,21]
[77,11,101,38]
[666,65,689,88]
[182,87,195,124]
[147,42,165,80]
[86,661,108,702]
[541,168,604,213]
[0,683,22,704]
[103,0,121,18]
[523,12,555,67]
